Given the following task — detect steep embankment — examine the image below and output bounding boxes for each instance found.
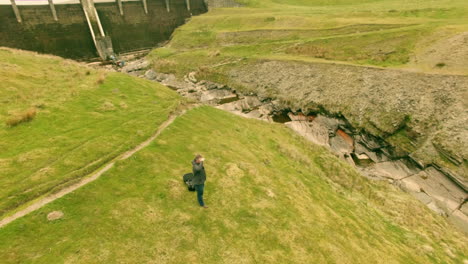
[1,106,467,263]
[0,48,181,218]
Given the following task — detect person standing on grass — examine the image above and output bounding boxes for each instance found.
[192,154,208,208]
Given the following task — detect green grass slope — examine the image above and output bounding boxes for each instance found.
[0,107,466,263]
[0,48,181,217]
[151,0,468,75]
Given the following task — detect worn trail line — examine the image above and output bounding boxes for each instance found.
[0,108,191,228]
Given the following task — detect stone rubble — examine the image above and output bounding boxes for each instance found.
[121,58,150,73]
[47,211,64,221]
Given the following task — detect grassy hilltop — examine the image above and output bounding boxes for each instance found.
[152,0,468,75]
[0,49,467,263]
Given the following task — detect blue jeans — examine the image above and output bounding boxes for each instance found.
[194,184,205,206]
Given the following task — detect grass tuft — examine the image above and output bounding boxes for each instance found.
[96,73,106,85]
[5,108,37,127]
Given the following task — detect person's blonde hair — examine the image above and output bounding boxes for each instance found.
[195,154,203,160]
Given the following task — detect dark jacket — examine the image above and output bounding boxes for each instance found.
[192,160,206,185]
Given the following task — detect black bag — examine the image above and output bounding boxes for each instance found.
[183,173,195,191]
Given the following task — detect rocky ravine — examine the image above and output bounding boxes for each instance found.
[121,58,468,233]
[229,61,468,185]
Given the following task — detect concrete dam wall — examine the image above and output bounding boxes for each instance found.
[0,0,207,59]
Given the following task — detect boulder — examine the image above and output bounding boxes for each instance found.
[200,89,237,104]
[241,96,262,111]
[121,59,149,73]
[161,75,195,90]
[355,153,371,160]
[270,100,283,111]
[248,104,273,121]
[314,115,344,136]
[330,129,354,157]
[285,120,329,147]
[155,72,172,82]
[284,115,344,148]
[204,81,226,90]
[336,129,353,146]
[258,103,274,115]
[47,211,64,221]
[399,177,422,193]
[144,69,157,80]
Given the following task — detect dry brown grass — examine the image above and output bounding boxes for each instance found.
[5,108,37,127]
[99,101,116,112]
[96,73,107,85]
[287,45,330,58]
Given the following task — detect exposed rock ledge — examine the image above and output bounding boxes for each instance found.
[229,60,468,190]
[123,58,468,234]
